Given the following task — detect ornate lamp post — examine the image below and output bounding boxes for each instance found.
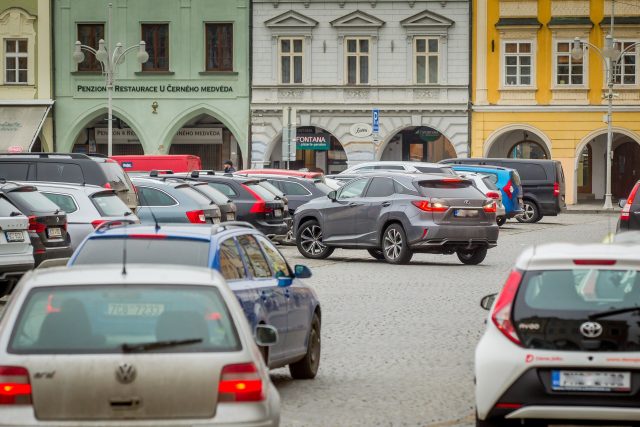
[72,3,149,157]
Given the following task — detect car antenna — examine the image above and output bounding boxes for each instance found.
[137,185,161,232]
[122,221,128,276]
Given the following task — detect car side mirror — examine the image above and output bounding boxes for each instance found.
[480,293,497,311]
[619,199,627,209]
[276,270,293,287]
[328,191,337,201]
[255,324,278,346]
[294,264,312,279]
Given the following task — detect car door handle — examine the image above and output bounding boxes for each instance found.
[382,202,391,207]
[348,202,360,207]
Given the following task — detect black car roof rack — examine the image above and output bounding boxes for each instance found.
[190,170,215,178]
[0,152,91,159]
[94,219,138,233]
[149,169,174,177]
[210,221,256,234]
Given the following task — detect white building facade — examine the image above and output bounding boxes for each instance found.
[251,0,470,173]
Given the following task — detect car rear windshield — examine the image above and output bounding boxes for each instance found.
[73,238,210,267]
[511,171,522,187]
[245,183,278,201]
[415,166,456,176]
[417,180,484,198]
[9,285,240,354]
[8,190,62,213]
[100,162,133,191]
[91,192,131,216]
[314,181,333,194]
[176,185,214,206]
[0,197,20,216]
[259,181,285,198]
[481,175,499,190]
[192,184,229,204]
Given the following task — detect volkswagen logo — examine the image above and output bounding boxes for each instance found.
[580,321,603,338]
[115,363,137,384]
[464,200,471,205]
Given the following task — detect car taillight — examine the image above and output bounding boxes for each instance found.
[218,363,263,402]
[242,185,273,214]
[483,201,497,213]
[574,259,617,266]
[621,182,640,221]
[0,366,32,405]
[104,182,112,189]
[186,210,207,224]
[502,180,514,199]
[553,182,560,197]
[486,191,501,200]
[28,216,45,233]
[411,200,448,212]
[491,270,523,346]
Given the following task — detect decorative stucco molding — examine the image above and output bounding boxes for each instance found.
[551,0,590,17]
[499,0,537,18]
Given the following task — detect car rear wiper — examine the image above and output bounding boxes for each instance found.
[123,211,132,216]
[120,338,203,353]
[589,305,640,320]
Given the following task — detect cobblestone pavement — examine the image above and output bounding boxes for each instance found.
[272,214,620,427]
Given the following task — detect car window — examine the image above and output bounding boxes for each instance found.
[99,162,131,191]
[0,197,20,216]
[91,192,130,216]
[193,184,229,204]
[218,239,246,280]
[259,181,285,198]
[245,183,278,201]
[338,178,368,199]
[277,180,311,196]
[374,165,404,170]
[256,235,291,277]
[365,177,396,198]
[393,180,419,195]
[0,163,31,180]
[236,234,271,278]
[354,166,374,171]
[137,187,177,207]
[8,190,61,213]
[9,285,240,354]
[36,163,84,184]
[504,162,547,181]
[42,193,78,214]
[418,180,485,198]
[176,185,213,205]
[208,182,237,197]
[73,238,210,267]
[481,175,499,190]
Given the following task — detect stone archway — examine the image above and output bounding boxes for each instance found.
[71,112,144,156]
[379,126,456,162]
[484,124,552,159]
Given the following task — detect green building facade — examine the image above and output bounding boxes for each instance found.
[53,0,250,169]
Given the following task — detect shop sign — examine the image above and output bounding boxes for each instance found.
[296,133,331,151]
[94,127,223,144]
[75,81,235,99]
[415,128,441,142]
[0,106,49,153]
[350,123,372,138]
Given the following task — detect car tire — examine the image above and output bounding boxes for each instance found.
[296,220,334,259]
[515,200,540,223]
[496,216,506,226]
[381,224,413,264]
[289,313,321,379]
[457,247,488,265]
[367,248,385,260]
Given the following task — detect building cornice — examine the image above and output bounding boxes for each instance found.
[253,84,468,90]
[472,105,640,113]
[0,99,54,106]
[252,105,469,113]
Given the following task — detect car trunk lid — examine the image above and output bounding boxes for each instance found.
[416,178,494,225]
[0,215,30,256]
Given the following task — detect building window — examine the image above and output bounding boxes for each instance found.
[556,41,583,85]
[141,24,169,71]
[345,38,369,85]
[77,24,104,72]
[614,41,637,85]
[414,37,439,84]
[279,38,303,84]
[4,39,27,84]
[205,23,233,72]
[504,41,532,86]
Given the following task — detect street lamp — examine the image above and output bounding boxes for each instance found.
[72,3,148,157]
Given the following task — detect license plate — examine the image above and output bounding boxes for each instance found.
[551,370,631,392]
[5,231,24,242]
[47,227,62,238]
[107,303,165,317]
[274,209,282,218]
[453,209,478,218]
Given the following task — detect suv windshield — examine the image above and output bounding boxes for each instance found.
[9,285,240,354]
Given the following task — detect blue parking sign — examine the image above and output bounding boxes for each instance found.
[372,109,379,133]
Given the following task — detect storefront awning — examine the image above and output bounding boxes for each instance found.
[0,101,53,153]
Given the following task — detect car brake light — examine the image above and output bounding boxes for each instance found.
[486,191,501,200]
[0,366,32,405]
[28,216,45,233]
[483,201,497,213]
[553,182,560,197]
[621,182,640,221]
[242,185,273,214]
[411,200,448,212]
[218,363,263,402]
[104,182,112,189]
[491,270,523,346]
[91,219,108,229]
[186,210,207,224]
[495,403,523,409]
[573,259,617,266]
[502,180,514,199]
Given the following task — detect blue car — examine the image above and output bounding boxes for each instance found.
[68,221,322,379]
[451,165,524,225]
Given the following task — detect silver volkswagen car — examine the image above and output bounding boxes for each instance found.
[0,265,280,426]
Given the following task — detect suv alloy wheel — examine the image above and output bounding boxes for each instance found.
[382,224,413,264]
[296,220,334,259]
[515,200,540,223]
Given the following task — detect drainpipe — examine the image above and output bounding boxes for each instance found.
[467,0,473,159]
[247,0,253,169]
[50,0,57,152]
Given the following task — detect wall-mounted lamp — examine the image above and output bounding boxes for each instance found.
[152,101,159,114]
[323,40,326,53]
[391,40,394,52]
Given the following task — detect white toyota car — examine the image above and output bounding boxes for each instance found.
[476,242,640,427]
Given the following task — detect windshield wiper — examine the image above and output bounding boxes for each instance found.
[589,306,640,320]
[121,338,202,353]
[123,211,132,216]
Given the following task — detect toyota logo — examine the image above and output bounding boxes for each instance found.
[580,321,603,338]
[115,363,137,384]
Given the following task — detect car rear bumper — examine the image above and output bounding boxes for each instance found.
[407,224,499,251]
[254,221,289,239]
[506,405,640,422]
[33,245,74,267]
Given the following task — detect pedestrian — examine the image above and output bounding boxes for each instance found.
[223,160,236,173]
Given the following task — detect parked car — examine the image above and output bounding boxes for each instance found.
[22,182,139,250]
[450,165,523,224]
[245,175,333,213]
[456,172,507,226]
[0,264,280,426]
[617,180,640,233]
[476,242,640,427]
[0,196,34,295]
[325,173,361,184]
[112,154,202,173]
[69,222,322,379]
[0,182,72,268]
[173,172,289,240]
[340,161,456,175]
[293,172,499,265]
[169,178,238,222]
[131,177,221,225]
[441,158,566,223]
[0,153,138,211]
[236,168,323,179]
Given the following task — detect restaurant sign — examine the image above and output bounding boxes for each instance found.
[296,133,331,151]
[75,81,235,99]
[95,127,223,144]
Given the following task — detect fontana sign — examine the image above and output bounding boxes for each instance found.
[296,133,331,151]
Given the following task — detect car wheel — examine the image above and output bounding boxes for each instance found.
[367,248,385,260]
[289,313,321,379]
[515,200,540,223]
[296,221,334,259]
[496,216,506,226]
[382,224,413,264]
[457,247,488,265]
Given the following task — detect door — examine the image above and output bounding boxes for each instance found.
[322,177,369,246]
[359,177,396,245]
[613,142,640,199]
[577,145,592,195]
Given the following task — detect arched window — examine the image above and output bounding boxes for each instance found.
[508,141,548,159]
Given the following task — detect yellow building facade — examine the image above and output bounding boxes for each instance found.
[472,0,640,205]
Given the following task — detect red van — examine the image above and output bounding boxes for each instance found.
[111,155,202,173]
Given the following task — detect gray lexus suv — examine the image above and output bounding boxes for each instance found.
[293,172,499,265]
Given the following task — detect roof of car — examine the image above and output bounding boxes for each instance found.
[450,164,511,172]
[18,181,107,193]
[236,169,323,178]
[240,173,314,182]
[515,243,640,271]
[86,222,256,241]
[443,158,559,165]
